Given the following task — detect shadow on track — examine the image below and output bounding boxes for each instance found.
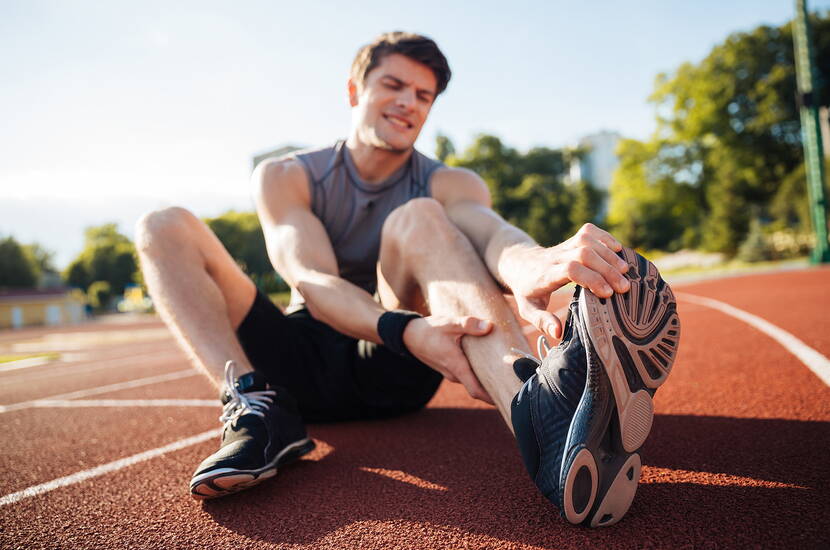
[202,409,830,549]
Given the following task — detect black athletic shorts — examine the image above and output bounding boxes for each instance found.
[236,291,443,422]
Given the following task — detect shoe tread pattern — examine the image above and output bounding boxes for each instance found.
[563,248,680,526]
[610,248,680,389]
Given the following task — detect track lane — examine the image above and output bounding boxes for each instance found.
[0,406,218,495]
[0,268,828,549]
[675,267,830,357]
[0,347,189,404]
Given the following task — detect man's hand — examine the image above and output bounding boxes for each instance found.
[506,223,631,341]
[402,315,495,404]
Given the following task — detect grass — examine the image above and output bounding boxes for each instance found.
[0,352,60,364]
[660,256,810,280]
[268,291,292,309]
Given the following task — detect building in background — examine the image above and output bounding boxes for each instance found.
[567,130,622,217]
[570,130,621,191]
[0,288,86,329]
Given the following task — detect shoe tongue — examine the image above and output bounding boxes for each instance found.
[235,370,268,393]
[560,287,581,340]
[513,357,539,382]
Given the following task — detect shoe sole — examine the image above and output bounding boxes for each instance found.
[560,248,680,527]
[190,438,316,500]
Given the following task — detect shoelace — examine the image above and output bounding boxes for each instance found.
[219,360,276,426]
[510,334,551,367]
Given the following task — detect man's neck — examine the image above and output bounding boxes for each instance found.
[345,135,413,184]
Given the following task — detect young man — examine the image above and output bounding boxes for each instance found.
[136,32,679,527]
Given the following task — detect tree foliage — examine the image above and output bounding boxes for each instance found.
[22,243,59,286]
[446,134,602,246]
[204,211,288,293]
[64,224,138,294]
[87,280,113,310]
[608,139,703,250]
[0,236,37,289]
[435,133,455,162]
[610,13,830,254]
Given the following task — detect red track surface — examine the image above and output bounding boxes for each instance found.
[1,268,829,549]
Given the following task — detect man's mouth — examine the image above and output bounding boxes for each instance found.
[383,114,413,129]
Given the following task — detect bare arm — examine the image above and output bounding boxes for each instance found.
[252,158,384,342]
[432,167,632,339]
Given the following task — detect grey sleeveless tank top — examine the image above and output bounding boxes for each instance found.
[288,140,444,307]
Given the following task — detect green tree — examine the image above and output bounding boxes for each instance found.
[506,174,573,246]
[435,133,456,162]
[64,224,137,294]
[0,236,37,288]
[446,134,600,246]
[22,243,58,284]
[87,280,113,310]
[608,139,703,251]
[449,134,523,214]
[568,180,605,235]
[637,13,830,254]
[204,211,288,293]
[64,260,90,290]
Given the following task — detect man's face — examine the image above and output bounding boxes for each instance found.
[349,53,437,153]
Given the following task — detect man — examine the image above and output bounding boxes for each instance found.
[136,32,679,527]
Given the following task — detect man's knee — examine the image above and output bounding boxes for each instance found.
[382,197,454,249]
[135,206,197,255]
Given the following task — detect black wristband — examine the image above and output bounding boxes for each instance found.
[377,310,422,358]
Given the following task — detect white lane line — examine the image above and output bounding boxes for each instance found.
[0,369,198,413]
[29,399,217,408]
[678,292,830,387]
[0,357,54,373]
[0,349,184,384]
[0,428,221,507]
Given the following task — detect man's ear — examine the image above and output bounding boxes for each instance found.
[347,79,359,107]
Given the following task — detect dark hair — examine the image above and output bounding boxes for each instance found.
[350,31,451,97]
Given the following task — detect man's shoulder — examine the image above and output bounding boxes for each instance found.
[253,141,343,210]
[255,143,336,176]
[430,166,491,207]
[253,156,308,187]
[252,154,313,208]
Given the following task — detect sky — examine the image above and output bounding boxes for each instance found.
[2,0,829,268]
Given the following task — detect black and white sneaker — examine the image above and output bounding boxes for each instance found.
[189,361,315,500]
[511,248,680,526]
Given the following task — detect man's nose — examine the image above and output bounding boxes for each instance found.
[396,87,416,110]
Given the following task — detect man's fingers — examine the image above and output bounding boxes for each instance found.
[579,223,623,252]
[565,260,615,298]
[521,304,562,340]
[588,235,630,275]
[457,316,493,336]
[580,237,630,293]
[564,247,628,295]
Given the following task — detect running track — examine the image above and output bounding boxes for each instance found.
[1,268,828,549]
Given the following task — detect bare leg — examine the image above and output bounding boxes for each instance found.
[378,198,528,425]
[135,207,257,387]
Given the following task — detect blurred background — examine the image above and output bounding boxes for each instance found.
[1,0,829,325]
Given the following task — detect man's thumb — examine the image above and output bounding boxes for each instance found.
[462,316,493,335]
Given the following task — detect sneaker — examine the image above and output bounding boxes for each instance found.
[189,361,316,499]
[511,248,680,527]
